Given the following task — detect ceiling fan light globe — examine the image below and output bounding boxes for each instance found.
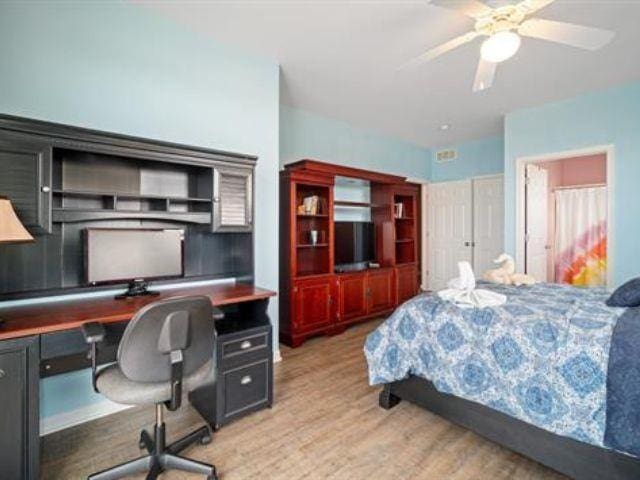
[480,31,521,63]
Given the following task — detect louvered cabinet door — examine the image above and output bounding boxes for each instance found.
[212,166,253,232]
[0,137,52,234]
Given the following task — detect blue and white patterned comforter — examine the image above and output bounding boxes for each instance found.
[364,281,640,456]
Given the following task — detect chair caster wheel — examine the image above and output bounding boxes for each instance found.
[200,435,212,445]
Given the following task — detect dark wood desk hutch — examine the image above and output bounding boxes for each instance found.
[280,160,421,347]
[0,115,275,479]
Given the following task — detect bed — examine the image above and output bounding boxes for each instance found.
[364,281,640,480]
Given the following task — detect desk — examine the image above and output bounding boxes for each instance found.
[0,283,275,340]
[0,282,276,480]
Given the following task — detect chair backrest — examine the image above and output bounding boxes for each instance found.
[117,295,215,382]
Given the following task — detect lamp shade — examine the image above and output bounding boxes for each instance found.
[0,196,34,244]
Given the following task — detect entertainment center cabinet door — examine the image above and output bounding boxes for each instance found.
[367,269,394,314]
[336,273,367,323]
[0,136,52,234]
[292,276,334,333]
[395,264,418,305]
[212,165,253,232]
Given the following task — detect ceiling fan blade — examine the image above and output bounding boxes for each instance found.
[399,31,479,70]
[516,0,556,16]
[430,0,493,19]
[473,58,496,92]
[518,18,615,50]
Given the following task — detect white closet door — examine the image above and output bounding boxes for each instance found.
[525,164,548,281]
[473,176,504,275]
[428,180,472,291]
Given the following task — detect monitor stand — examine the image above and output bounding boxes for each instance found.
[115,280,161,300]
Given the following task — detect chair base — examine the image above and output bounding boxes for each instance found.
[88,412,216,480]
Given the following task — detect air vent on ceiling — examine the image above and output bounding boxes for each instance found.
[436,149,457,163]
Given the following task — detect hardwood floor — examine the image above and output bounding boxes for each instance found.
[41,319,565,479]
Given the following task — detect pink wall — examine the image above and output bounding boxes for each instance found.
[538,154,606,282]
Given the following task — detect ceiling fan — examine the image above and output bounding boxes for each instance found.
[400,0,615,92]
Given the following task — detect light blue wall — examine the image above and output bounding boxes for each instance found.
[280,106,431,179]
[504,81,640,287]
[431,135,504,182]
[0,1,280,420]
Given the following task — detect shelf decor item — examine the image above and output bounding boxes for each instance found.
[309,230,319,245]
[302,195,320,215]
[394,202,404,219]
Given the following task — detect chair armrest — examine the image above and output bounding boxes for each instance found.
[81,322,105,344]
[81,322,105,393]
[212,307,225,321]
[166,350,184,412]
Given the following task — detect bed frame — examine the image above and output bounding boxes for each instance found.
[380,375,640,480]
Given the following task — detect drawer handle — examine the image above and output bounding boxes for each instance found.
[240,375,252,385]
[240,340,252,350]
[0,368,5,379]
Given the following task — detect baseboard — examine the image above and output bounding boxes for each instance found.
[40,400,133,436]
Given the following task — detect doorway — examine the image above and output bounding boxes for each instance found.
[519,149,611,287]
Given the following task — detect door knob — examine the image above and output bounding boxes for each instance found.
[41,186,51,193]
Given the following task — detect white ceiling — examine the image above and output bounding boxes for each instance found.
[145,0,640,147]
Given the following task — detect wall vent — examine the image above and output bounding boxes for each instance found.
[436,149,457,163]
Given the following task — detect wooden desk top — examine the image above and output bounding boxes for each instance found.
[0,283,276,341]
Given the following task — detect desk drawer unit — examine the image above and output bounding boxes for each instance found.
[215,323,273,427]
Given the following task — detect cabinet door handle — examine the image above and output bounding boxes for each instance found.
[240,340,252,350]
[0,368,5,379]
[41,186,51,193]
[240,375,252,385]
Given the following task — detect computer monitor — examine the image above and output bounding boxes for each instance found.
[85,228,184,298]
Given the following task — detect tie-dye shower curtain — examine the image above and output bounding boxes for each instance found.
[555,186,607,287]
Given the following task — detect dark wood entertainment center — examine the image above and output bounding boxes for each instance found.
[279,160,421,347]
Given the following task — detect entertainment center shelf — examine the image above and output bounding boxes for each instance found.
[280,160,421,347]
[333,200,383,209]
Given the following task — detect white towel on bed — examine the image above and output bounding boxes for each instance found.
[438,261,506,309]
